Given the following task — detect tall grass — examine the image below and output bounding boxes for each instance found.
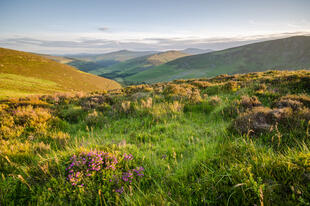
[0,70,310,205]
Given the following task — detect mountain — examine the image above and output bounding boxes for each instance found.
[63,50,159,74]
[66,50,158,62]
[94,50,189,83]
[125,36,310,83]
[0,48,121,99]
[181,48,214,55]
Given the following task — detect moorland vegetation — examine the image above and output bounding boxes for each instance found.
[0,70,310,205]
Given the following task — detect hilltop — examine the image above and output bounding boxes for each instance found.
[126,36,310,83]
[0,48,121,99]
[146,50,189,65]
[94,50,189,83]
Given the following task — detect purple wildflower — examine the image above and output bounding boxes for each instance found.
[123,153,134,160]
[115,187,124,194]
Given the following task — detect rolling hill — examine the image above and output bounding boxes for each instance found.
[64,49,211,75]
[63,50,159,74]
[0,48,121,99]
[67,50,158,62]
[94,50,189,84]
[126,36,310,83]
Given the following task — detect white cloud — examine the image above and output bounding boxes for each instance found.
[0,31,310,54]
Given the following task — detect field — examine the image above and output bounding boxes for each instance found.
[0,70,310,205]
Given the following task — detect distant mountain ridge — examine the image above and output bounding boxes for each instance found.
[56,49,212,77]
[125,36,310,83]
[66,50,158,62]
[38,36,310,85]
[93,50,189,83]
[181,48,213,55]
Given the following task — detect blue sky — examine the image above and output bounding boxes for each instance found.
[0,0,310,54]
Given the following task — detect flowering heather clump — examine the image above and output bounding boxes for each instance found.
[66,151,144,195]
[123,153,133,160]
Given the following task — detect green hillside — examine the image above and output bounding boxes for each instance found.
[127,36,310,83]
[94,51,189,84]
[67,59,119,73]
[0,48,121,99]
[64,50,158,74]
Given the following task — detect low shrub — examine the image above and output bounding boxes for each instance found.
[190,80,214,89]
[224,81,240,92]
[239,96,262,111]
[233,106,274,135]
[57,105,86,123]
[0,105,52,140]
[64,151,144,203]
[13,105,52,135]
[0,110,23,140]
[163,83,196,101]
[209,96,222,106]
[280,94,310,108]
[123,84,153,94]
[85,110,105,127]
[274,99,303,111]
[233,101,310,145]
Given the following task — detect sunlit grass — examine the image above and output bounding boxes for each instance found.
[0,70,310,205]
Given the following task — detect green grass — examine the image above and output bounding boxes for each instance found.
[0,73,64,99]
[0,70,310,205]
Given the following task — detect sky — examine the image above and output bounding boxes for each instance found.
[0,0,310,54]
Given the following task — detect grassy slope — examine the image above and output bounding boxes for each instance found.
[0,48,121,99]
[67,59,119,73]
[1,70,309,205]
[63,50,159,75]
[127,36,310,83]
[94,51,189,83]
